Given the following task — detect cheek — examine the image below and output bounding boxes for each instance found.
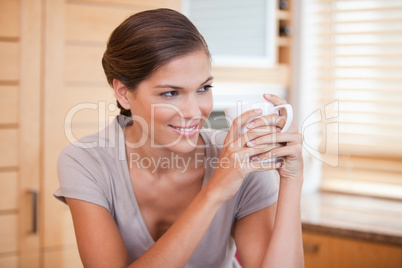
[200,95,213,119]
[153,107,179,123]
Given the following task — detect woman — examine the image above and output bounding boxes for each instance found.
[54,8,304,268]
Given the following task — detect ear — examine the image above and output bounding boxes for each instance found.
[113,79,131,110]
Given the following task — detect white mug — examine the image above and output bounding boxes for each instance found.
[224,101,293,162]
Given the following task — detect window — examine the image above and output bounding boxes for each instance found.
[302,0,402,199]
[183,0,277,67]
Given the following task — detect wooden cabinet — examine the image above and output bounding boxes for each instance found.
[303,231,402,268]
[0,0,179,267]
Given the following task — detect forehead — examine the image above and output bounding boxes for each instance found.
[148,51,212,86]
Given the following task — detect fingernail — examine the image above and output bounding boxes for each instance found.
[255,108,262,114]
[247,121,254,128]
[264,94,271,98]
[276,162,282,168]
[247,140,255,147]
[251,155,259,161]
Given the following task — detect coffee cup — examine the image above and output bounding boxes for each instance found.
[224,101,293,162]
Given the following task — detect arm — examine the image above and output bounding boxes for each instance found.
[234,203,277,267]
[261,178,304,268]
[66,198,130,267]
[67,183,223,268]
[234,180,303,268]
[260,94,304,268]
[235,94,304,268]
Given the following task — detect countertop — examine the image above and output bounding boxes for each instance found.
[301,191,402,246]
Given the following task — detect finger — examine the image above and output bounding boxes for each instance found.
[233,143,282,162]
[225,125,278,153]
[241,125,278,144]
[226,108,263,143]
[258,143,303,161]
[247,132,303,147]
[263,94,289,117]
[245,160,279,173]
[245,114,287,132]
[249,143,282,155]
[263,94,288,106]
[228,124,278,149]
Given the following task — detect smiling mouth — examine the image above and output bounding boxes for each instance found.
[169,124,198,132]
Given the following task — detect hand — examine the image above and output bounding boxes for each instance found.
[247,94,303,182]
[207,108,282,202]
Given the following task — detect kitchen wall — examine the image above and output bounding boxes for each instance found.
[0,0,292,267]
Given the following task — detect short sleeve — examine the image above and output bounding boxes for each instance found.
[234,170,279,221]
[53,144,111,212]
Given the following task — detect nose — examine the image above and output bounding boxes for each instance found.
[181,95,201,119]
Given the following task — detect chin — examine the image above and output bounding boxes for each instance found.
[154,132,199,155]
[169,135,200,154]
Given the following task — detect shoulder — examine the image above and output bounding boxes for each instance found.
[58,133,106,168]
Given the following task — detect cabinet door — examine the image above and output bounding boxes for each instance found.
[0,0,42,266]
[41,0,82,267]
[303,231,402,268]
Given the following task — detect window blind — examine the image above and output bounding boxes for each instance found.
[308,0,402,199]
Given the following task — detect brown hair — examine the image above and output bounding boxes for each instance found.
[102,8,210,117]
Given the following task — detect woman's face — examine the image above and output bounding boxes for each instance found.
[127,50,213,154]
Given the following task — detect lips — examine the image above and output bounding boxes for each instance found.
[169,123,199,137]
[170,125,197,132]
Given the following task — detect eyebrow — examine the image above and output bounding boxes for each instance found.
[155,76,214,90]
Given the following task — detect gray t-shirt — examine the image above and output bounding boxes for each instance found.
[54,115,279,267]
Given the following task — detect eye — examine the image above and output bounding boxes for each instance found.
[160,91,179,98]
[198,85,213,93]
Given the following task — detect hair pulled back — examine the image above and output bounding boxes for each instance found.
[102,8,210,117]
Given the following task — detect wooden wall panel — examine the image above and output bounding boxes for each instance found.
[0,129,18,167]
[66,3,145,43]
[0,254,18,268]
[69,122,104,140]
[60,207,79,245]
[18,0,42,265]
[0,86,18,125]
[62,86,118,142]
[77,0,180,10]
[43,246,83,268]
[64,86,117,122]
[0,214,18,254]
[42,202,77,248]
[65,86,114,106]
[0,172,18,211]
[42,0,68,250]
[0,0,20,38]
[65,45,106,83]
[0,0,21,266]
[0,42,19,80]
